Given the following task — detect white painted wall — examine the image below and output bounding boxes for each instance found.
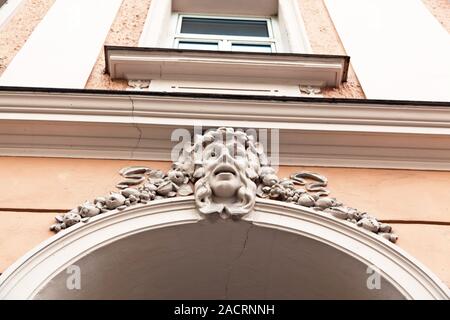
[0,0,122,88]
[325,0,450,101]
[0,0,24,30]
[139,0,172,47]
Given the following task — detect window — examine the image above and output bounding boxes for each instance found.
[173,15,277,53]
[130,0,321,96]
[139,0,311,53]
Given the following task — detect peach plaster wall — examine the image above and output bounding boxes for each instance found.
[84,0,152,89]
[422,0,450,32]
[297,0,365,98]
[0,156,449,288]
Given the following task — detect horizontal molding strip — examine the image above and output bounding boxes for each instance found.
[1,88,450,170]
[0,208,69,213]
[105,46,349,87]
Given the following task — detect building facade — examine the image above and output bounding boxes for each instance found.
[0,0,449,299]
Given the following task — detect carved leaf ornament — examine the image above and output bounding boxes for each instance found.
[50,127,398,243]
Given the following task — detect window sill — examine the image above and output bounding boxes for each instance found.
[105,46,349,88]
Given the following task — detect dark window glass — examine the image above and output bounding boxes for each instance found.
[178,41,219,50]
[231,43,272,53]
[181,17,269,37]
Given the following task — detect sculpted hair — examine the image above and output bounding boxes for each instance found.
[190,127,262,216]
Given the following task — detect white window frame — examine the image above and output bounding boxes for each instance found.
[139,0,309,53]
[173,14,278,53]
[134,0,315,96]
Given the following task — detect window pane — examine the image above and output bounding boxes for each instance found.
[231,43,273,53]
[178,41,219,51]
[181,17,269,37]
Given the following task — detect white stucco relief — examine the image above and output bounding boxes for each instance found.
[50,127,398,243]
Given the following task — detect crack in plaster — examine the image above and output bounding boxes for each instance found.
[224,223,253,299]
[129,96,142,159]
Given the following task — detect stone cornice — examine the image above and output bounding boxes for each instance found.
[1,88,450,169]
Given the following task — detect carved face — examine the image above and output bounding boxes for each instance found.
[204,141,248,199]
[194,135,256,217]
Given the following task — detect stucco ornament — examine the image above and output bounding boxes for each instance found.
[192,128,257,218]
[127,79,150,90]
[299,85,322,97]
[50,127,398,243]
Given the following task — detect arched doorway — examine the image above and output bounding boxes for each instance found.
[0,197,448,299]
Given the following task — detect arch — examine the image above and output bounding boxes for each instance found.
[0,197,448,299]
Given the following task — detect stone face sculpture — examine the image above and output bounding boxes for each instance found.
[194,128,257,217]
[50,127,398,243]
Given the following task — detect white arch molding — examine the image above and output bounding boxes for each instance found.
[0,197,448,299]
